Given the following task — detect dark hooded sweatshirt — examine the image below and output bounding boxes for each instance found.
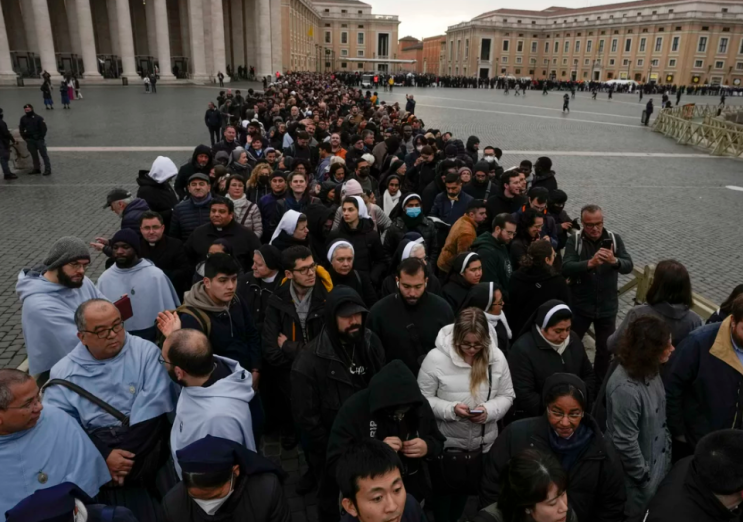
[506,267,570,338]
[291,286,385,470]
[174,145,214,200]
[322,360,446,518]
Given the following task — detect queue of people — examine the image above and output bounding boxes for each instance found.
[1,71,742,522]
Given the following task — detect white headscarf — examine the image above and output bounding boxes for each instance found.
[401,237,425,260]
[147,156,178,183]
[327,240,354,263]
[348,195,370,219]
[270,209,303,245]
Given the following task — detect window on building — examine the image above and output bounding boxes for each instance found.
[503,40,510,52]
[669,59,676,67]
[655,37,662,52]
[544,59,549,64]
[623,59,629,65]
[702,26,709,31]
[584,58,590,65]
[501,57,508,63]
[651,59,659,67]
[457,40,461,57]
[564,41,570,53]
[715,61,724,69]
[694,59,703,68]
[340,49,348,56]
[481,38,492,61]
[324,8,329,12]
[531,41,538,53]
[740,39,743,54]
[719,38,729,54]
[358,10,362,14]
[465,39,469,58]
[736,62,743,70]
[449,41,453,61]
[611,39,618,52]
[517,40,524,52]
[609,58,615,65]
[357,50,364,57]
[668,9,673,13]
[671,36,679,52]
[358,24,364,28]
[545,41,550,53]
[562,71,566,76]
[562,58,568,65]
[573,58,578,65]
[341,32,348,44]
[357,63,363,69]
[575,40,581,53]
[516,57,522,64]
[586,40,592,53]
[698,36,707,53]
[530,57,536,64]
[639,38,646,52]
[598,40,605,53]
[552,58,557,64]
[554,41,559,53]
[637,59,643,66]
[341,62,347,68]
[325,31,331,44]
[625,39,631,52]
[341,9,346,13]
[357,32,364,45]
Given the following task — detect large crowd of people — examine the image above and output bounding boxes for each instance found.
[1,71,742,522]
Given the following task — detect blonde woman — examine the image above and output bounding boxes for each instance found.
[246,162,273,204]
[418,307,515,522]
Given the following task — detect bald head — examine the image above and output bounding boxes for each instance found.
[75,299,117,332]
[163,329,214,378]
[0,369,33,410]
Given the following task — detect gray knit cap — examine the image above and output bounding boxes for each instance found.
[43,237,91,271]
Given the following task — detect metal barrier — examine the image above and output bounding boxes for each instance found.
[618,264,718,320]
[653,104,743,158]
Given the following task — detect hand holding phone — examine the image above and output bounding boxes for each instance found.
[468,409,484,415]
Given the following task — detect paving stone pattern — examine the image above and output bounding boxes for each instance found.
[0,82,740,520]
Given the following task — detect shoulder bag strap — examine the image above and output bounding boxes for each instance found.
[481,365,493,446]
[42,379,130,427]
[240,200,253,225]
[484,181,492,200]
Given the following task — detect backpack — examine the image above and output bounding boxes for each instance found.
[575,230,616,257]
[155,305,212,347]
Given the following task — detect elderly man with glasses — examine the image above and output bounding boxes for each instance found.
[562,204,634,384]
[42,299,178,520]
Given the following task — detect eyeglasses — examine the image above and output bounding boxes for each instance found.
[80,321,124,339]
[547,409,584,421]
[292,263,318,276]
[458,342,486,351]
[158,355,174,367]
[66,261,89,271]
[6,394,42,411]
[583,221,604,229]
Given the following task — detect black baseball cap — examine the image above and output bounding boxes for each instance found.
[103,188,131,209]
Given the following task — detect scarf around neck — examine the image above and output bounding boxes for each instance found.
[538,327,570,355]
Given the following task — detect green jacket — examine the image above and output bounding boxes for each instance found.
[471,232,512,293]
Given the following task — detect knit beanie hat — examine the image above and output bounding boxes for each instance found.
[342,179,363,197]
[43,237,91,271]
[110,228,141,256]
[474,160,491,175]
[694,429,743,495]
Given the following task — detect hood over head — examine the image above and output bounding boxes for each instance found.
[466,135,480,150]
[191,144,214,170]
[324,285,369,355]
[368,360,423,414]
[147,156,178,183]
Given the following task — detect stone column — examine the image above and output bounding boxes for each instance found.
[187,0,208,80]
[106,0,120,56]
[67,0,82,56]
[270,0,282,74]
[0,1,17,82]
[145,0,157,57]
[21,1,39,54]
[230,0,244,71]
[257,0,272,78]
[211,0,228,82]
[114,0,136,77]
[244,0,256,75]
[75,0,103,78]
[31,0,61,79]
[154,0,175,78]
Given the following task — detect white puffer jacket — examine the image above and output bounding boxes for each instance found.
[417,324,515,452]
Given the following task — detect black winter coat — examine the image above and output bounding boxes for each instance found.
[139,236,192,298]
[368,292,454,375]
[163,468,290,522]
[261,272,331,368]
[136,171,178,229]
[480,414,626,522]
[174,145,213,200]
[0,115,13,149]
[645,457,741,522]
[327,218,388,284]
[184,219,261,271]
[212,138,239,157]
[507,326,596,419]
[204,107,222,128]
[486,188,526,223]
[236,271,280,332]
[383,215,439,269]
[328,268,378,308]
[19,112,47,140]
[291,286,385,469]
[169,196,213,242]
[120,198,150,232]
[532,170,558,192]
[507,268,571,338]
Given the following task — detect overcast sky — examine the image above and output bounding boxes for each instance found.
[366,0,633,40]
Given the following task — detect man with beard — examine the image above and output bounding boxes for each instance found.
[463,161,496,201]
[437,199,488,274]
[16,237,107,383]
[19,103,52,175]
[344,135,366,171]
[171,174,214,242]
[354,155,379,199]
[485,170,526,223]
[96,228,180,342]
[158,329,256,478]
[471,213,517,291]
[368,258,454,375]
[175,145,213,200]
[292,286,385,493]
[330,132,347,159]
[139,211,191,299]
[42,300,178,522]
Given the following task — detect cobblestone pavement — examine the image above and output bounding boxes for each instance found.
[0,83,741,520]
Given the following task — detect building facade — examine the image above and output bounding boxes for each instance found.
[444,0,743,87]
[0,0,398,83]
[422,34,445,75]
[398,36,422,72]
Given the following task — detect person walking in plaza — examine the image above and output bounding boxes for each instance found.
[41,81,54,110]
[19,104,51,175]
[562,93,570,112]
[218,71,225,88]
[0,108,17,180]
[74,76,83,99]
[59,80,71,109]
[205,102,222,147]
[676,90,682,106]
[645,99,654,126]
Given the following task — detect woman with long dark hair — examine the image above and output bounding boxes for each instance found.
[606,315,674,521]
[509,209,546,272]
[475,449,575,522]
[507,241,570,337]
[706,283,743,324]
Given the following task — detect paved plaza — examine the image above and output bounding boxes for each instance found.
[0,81,741,521]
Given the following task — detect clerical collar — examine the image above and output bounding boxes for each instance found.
[148,242,156,247]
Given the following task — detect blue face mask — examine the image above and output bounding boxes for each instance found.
[405,207,422,218]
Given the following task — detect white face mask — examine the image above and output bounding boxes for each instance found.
[416,145,423,152]
[193,475,235,515]
[483,155,495,163]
